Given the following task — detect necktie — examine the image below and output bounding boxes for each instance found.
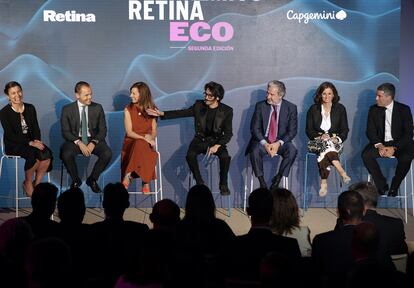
[81,106,88,144]
[268,106,278,143]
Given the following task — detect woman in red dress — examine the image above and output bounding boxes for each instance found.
[121,82,158,194]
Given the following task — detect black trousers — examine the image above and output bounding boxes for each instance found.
[185,138,231,185]
[60,140,112,183]
[362,141,414,190]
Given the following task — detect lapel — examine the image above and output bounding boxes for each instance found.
[278,100,287,128]
[379,106,386,137]
[391,102,398,135]
[262,102,271,129]
[214,104,225,131]
[88,103,94,130]
[199,103,207,133]
[72,101,81,131]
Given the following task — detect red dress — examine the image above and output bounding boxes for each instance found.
[121,105,158,183]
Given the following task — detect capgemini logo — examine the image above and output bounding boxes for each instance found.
[335,10,347,20]
[286,9,348,24]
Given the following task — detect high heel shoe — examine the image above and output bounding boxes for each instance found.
[319,181,328,197]
[122,175,131,190]
[142,183,150,194]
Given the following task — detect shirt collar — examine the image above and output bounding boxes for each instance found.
[385,100,394,111]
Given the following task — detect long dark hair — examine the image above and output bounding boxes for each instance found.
[269,188,300,235]
[129,82,157,117]
[313,81,340,104]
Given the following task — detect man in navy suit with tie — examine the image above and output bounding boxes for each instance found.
[246,80,298,190]
[60,81,112,193]
[362,82,414,196]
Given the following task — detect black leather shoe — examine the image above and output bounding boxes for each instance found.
[269,175,282,191]
[86,178,102,193]
[219,184,231,196]
[378,184,389,196]
[388,188,398,197]
[70,180,82,189]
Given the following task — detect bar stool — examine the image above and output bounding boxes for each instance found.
[244,154,288,212]
[127,138,163,203]
[0,138,50,217]
[367,157,413,223]
[303,152,347,212]
[188,154,232,217]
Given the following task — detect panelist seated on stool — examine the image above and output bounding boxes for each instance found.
[60,81,112,193]
[245,80,297,190]
[147,81,233,196]
[305,81,350,197]
[362,83,414,197]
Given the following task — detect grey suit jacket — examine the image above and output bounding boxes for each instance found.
[60,101,107,143]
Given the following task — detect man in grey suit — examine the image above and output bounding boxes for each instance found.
[60,81,112,193]
[246,80,298,190]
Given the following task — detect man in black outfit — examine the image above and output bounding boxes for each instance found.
[362,82,414,196]
[147,81,233,195]
[60,81,112,193]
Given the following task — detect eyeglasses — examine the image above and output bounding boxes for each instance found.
[203,92,215,98]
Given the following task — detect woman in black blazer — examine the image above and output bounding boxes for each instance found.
[0,81,52,196]
[305,82,350,197]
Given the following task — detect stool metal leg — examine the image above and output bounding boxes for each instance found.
[15,157,19,218]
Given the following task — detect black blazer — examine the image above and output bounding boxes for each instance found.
[335,209,408,255]
[0,103,41,149]
[366,101,414,149]
[306,103,349,141]
[246,99,298,154]
[60,101,107,143]
[162,100,233,146]
[226,227,301,281]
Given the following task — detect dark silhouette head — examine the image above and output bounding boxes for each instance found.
[184,184,216,223]
[247,188,273,225]
[270,188,300,235]
[31,183,58,219]
[57,188,86,224]
[337,190,365,224]
[102,182,130,219]
[349,181,379,208]
[150,199,180,229]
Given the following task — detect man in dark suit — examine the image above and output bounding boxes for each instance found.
[335,181,408,255]
[60,81,112,193]
[246,80,297,190]
[147,81,233,195]
[312,190,365,287]
[362,83,414,196]
[225,188,301,283]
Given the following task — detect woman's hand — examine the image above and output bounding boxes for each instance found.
[30,140,45,150]
[144,134,156,147]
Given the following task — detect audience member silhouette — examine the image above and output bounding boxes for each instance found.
[312,190,365,288]
[336,181,408,255]
[90,182,149,288]
[347,222,405,288]
[117,199,181,288]
[24,237,72,288]
[0,218,34,288]
[22,182,59,239]
[57,188,91,287]
[226,188,301,285]
[260,251,301,288]
[176,184,235,287]
[270,187,312,257]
